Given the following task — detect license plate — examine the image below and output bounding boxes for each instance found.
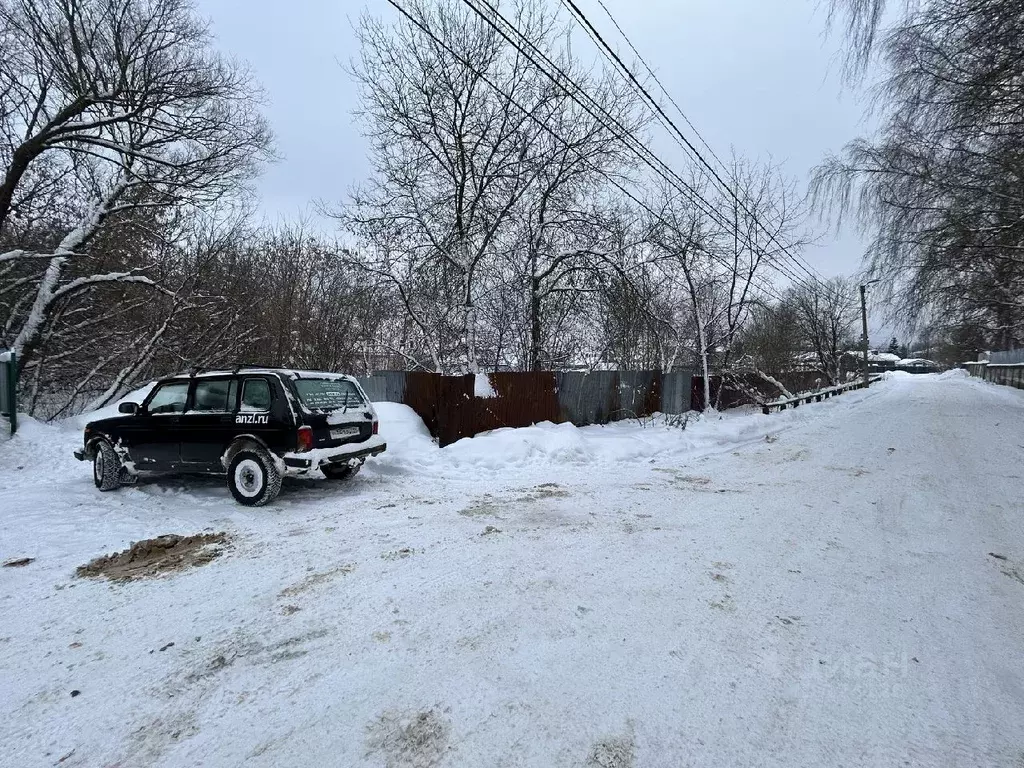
[330,426,360,440]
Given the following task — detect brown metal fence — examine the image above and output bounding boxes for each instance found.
[359,364,898,445]
[474,372,560,436]
[361,368,857,445]
[361,369,694,447]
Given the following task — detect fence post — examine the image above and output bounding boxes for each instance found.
[1,351,16,436]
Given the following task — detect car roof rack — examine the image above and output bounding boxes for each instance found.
[229,363,282,375]
[177,364,282,378]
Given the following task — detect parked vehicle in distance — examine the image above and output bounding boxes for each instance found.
[74,367,386,506]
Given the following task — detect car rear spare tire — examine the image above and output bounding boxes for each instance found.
[92,440,121,492]
[228,449,282,506]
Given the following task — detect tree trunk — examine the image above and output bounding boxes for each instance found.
[697,315,712,412]
[464,300,479,374]
[0,141,44,235]
[529,275,542,371]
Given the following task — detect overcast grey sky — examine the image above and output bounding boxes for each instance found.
[195,0,879,305]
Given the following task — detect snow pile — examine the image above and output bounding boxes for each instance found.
[444,420,590,468]
[936,368,969,380]
[368,391,879,476]
[369,401,437,474]
[473,372,497,399]
[70,382,155,430]
[374,402,434,447]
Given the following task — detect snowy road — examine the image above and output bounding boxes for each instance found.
[2,372,1024,767]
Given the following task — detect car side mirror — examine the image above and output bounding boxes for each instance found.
[118,402,139,415]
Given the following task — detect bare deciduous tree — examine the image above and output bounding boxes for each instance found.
[0,0,271,373]
[788,277,858,385]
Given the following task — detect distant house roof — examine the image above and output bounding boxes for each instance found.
[858,351,902,363]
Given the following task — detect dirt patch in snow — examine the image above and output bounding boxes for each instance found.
[76,533,228,582]
[586,725,636,768]
[277,565,354,598]
[461,485,570,518]
[519,482,570,501]
[365,708,451,768]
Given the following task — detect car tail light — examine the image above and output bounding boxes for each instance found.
[296,426,314,453]
[372,420,379,435]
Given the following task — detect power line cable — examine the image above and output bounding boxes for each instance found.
[594,0,728,174]
[559,0,826,287]
[382,0,795,304]
[593,0,828,287]
[455,0,818,292]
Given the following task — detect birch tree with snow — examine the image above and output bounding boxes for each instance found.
[645,181,723,411]
[0,0,271,377]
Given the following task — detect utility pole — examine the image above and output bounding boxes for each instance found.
[860,284,870,386]
[859,280,879,386]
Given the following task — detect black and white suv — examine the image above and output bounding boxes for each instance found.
[74,367,386,506]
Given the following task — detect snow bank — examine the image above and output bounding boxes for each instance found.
[70,382,155,429]
[368,393,875,476]
[374,402,433,445]
[936,368,969,380]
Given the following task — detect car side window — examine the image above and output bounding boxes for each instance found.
[146,382,189,415]
[190,379,238,413]
[240,379,272,412]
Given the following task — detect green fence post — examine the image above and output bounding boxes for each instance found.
[2,351,16,436]
[8,351,16,436]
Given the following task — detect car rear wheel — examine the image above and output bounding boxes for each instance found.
[321,462,362,481]
[92,440,121,492]
[227,449,282,506]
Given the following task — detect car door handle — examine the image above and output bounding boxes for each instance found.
[169,417,180,424]
[220,416,233,424]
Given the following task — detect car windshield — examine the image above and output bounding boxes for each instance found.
[292,378,364,411]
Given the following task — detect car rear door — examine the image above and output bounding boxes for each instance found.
[289,377,375,449]
[227,374,294,451]
[130,381,190,469]
[179,377,239,468]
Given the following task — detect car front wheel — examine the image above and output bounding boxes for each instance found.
[227,449,282,506]
[93,440,121,492]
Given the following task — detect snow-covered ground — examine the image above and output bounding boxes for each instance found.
[2,372,1024,767]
